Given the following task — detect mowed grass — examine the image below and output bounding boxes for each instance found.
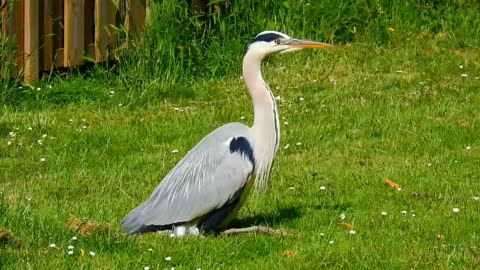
[1,39,480,269]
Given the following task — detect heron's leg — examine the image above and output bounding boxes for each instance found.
[221,226,287,236]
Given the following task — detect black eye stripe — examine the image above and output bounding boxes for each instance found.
[252,33,284,43]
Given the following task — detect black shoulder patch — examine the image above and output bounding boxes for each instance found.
[252,32,284,43]
[229,137,255,166]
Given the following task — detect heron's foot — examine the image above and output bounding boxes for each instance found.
[221,226,288,236]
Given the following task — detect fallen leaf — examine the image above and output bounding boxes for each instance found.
[67,217,109,236]
[281,250,296,257]
[384,178,402,190]
[337,223,354,230]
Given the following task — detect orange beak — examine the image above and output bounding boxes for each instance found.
[287,39,334,49]
[280,38,333,54]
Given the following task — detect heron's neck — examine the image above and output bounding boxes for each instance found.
[242,51,280,166]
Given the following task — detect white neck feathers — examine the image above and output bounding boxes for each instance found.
[242,50,280,190]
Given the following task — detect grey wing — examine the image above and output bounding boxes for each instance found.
[121,123,255,234]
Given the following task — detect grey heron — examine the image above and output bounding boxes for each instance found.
[121,31,332,236]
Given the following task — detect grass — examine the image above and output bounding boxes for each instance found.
[1,1,480,269]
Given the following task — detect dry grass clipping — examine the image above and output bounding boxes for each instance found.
[0,227,22,247]
[66,217,110,236]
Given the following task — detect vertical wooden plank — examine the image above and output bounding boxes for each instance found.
[64,0,84,67]
[40,0,54,70]
[52,0,63,51]
[95,0,115,62]
[125,0,146,40]
[24,0,39,83]
[1,0,8,42]
[17,1,24,74]
[50,0,63,66]
[84,0,94,57]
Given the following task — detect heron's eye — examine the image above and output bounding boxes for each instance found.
[274,38,281,45]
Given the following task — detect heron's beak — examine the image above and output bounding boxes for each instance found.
[281,38,333,53]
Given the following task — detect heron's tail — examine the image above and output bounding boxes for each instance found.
[120,204,146,234]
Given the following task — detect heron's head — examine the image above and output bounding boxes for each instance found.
[247,31,332,58]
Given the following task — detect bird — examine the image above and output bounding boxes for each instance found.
[121,31,332,236]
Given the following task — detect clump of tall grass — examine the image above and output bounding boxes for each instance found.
[0,19,23,106]
[118,0,480,83]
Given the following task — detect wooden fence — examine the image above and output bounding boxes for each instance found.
[1,0,146,84]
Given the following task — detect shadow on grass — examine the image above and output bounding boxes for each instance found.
[229,206,303,228]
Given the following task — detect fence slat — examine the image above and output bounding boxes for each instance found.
[95,0,116,62]
[84,0,94,58]
[24,0,39,83]
[64,0,84,67]
[41,0,54,71]
[125,0,146,40]
[52,0,63,55]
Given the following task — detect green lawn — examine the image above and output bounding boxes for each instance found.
[1,38,480,268]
